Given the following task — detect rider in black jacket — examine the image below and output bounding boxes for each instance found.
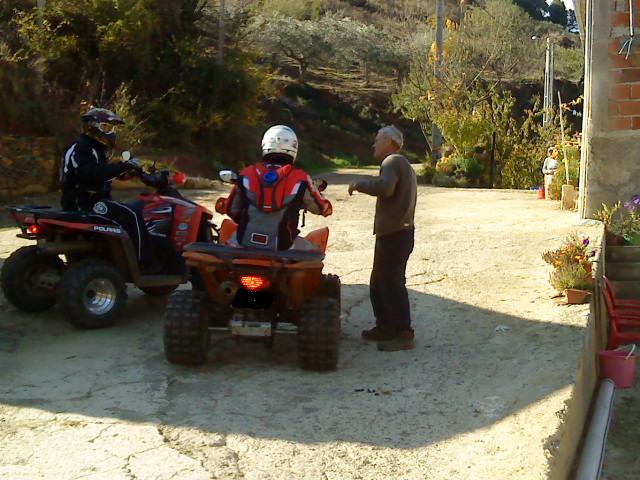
[60,108,156,269]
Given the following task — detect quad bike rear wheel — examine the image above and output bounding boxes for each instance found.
[164,290,209,365]
[59,259,127,329]
[298,296,340,371]
[319,274,341,310]
[1,246,64,312]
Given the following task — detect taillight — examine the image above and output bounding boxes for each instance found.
[27,224,41,235]
[239,275,270,292]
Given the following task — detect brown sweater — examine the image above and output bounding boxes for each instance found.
[354,153,417,236]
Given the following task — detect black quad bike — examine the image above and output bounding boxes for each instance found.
[1,156,215,329]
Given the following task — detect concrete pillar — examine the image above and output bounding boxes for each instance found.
[580,0,640,218]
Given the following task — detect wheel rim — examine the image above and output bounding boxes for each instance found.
[83,278,117,316]
[26,266,60,293]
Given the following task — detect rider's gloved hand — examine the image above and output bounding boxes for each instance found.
[121,158,141,175]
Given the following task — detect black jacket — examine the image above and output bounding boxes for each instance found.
[60,134,125,211]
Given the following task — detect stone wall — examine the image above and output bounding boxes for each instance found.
[0,135,58,199]
[579,0,640,216]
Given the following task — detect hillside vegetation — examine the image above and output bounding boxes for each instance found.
[0,0,583,183]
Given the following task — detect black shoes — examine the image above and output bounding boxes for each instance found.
[361,326,397,342]
[377,329,415,351]
[362,326,416,351]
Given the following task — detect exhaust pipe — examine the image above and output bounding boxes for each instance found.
[218,280,238,301]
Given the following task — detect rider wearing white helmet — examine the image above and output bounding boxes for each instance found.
[226,125,332,250]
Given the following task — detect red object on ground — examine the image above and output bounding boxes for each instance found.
[602,276,640,349]
[172,171,187,186]
[537,187,545,199]
[598,349,636,388]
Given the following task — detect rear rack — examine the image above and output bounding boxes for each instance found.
[185,242,325,263]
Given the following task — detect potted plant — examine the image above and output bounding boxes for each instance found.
[549,263,593,304]
[542,234,596,274]
[595,195,640,245]
[542,234,596,304]
[594,201,624,245]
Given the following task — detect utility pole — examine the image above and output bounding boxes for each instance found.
[218,0,225,65]
[36,0,45,23]
[432,0,444,164]
[543,37,554,127]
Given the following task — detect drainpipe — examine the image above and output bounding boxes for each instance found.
[575,379,616,480]
[578,0,593,218]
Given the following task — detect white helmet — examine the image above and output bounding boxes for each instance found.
[261,125,298,162]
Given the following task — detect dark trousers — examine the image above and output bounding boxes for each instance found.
[93,200,153,263]
[370,228,414,332]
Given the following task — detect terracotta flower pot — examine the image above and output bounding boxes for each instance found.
[565,288,591,305]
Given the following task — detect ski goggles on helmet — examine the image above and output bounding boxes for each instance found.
[98,122,118,134]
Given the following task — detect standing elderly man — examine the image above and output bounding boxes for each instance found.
[348,125,417,351]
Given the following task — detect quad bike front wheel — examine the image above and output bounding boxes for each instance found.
[58,259,127,329]
[164,290,209,365]
[298,296,341,371]
[0,246,64,312]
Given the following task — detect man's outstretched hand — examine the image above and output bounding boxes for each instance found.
[348,183,357,196]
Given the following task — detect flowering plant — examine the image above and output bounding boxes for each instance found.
[549,263,592,292]
[595,195,640,243]
[542,234,596,270]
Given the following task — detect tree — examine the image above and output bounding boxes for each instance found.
[548,0,568,27]
[512,0,547,20]
[246,14,333,78]
[10,0,266,157]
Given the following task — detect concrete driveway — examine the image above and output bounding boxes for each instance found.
[0,171,600,479]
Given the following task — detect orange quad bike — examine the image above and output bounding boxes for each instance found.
[163,170,341,371]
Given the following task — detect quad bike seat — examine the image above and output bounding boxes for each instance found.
[185,242,325,263]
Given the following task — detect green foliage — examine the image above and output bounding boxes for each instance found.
[258,0,323,20]
[555,46,585,84]
[595,196,640,240]
[432,109,492,159]
[246,13,409,84]
[547,0,568,27]
[549,263,592,292]
[393,0,582,174]
[548,143,580,200]
[432,173,457,188]
[593,201,623,229]
[453,156,484,181]
[513,0,548,20]
[5,0,266,166]
[417,164,436,184]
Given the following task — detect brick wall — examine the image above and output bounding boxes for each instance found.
[608,0,640,130]
[0,135,58,199]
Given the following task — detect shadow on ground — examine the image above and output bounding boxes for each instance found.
[0,280,582,450]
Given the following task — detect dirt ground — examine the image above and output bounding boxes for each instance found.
[601,364,640,479]
[0,170,602,480]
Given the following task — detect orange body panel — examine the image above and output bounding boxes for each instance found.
[218,218,238,245]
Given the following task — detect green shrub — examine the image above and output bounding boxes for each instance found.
[549,263,592,292]
[417,164,436,184]
[454,177,471,188]
[435,156,455,175]
[452,156,484,181]
[432,173,457,188]
[548,143,580,200]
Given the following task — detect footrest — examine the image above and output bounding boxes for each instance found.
[136,275,183,288]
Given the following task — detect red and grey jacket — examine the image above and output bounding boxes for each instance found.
[227,162,332,250]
